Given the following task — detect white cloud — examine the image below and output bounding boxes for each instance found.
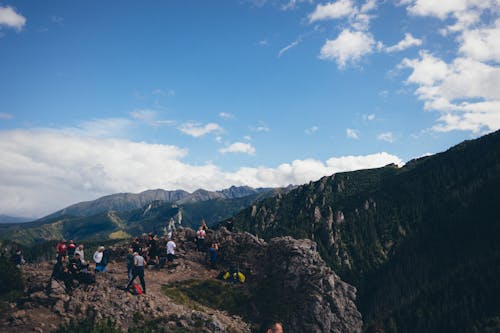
[219,112,235,120]
[278,39,300,57]
[152,88,175,97]
[178,122,223,137]
[400,51,500,133]
[385,33,422,53]
[308,0,356,22]
[305,126,319,135]
[219,142,256,155]
[249,123,271,132]
[346,128,359,139]
[0,129,403,217]
[0,5,26,30]
[363,113,376,121]
[459,19,500,62]
[258,39,269,46]
[243,135,252,141]
[0,112,14,120]
[308,0,378,30]
[130,109,175,127]
[377,132,395,142]
[319,29,376,68]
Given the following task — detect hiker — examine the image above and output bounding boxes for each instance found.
[93,246,108,272]
[11,249,25,268]
[126,247,134,280]
[200,218,209,231]
[56,240,67,260]
[131,238,141,254]
[126,252,147,294]
[51,255,72,289]
[68,252,95,285]
[67,240,76,259]
[166,238,176,264]
[74,244,89,271]
[196,226,206,252]
[148,235,159,266]
[74,244,85,263]
[208,243,219,269]
[266,322,284,333]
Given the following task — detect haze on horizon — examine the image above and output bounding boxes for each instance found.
[0,0,499,217]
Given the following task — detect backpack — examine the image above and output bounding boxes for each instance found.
[132,283,143,295]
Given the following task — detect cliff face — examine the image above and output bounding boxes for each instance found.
[213,229,363,333]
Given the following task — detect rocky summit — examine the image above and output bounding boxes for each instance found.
[0,228,362,333]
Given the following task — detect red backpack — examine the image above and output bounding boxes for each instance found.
[132,283,143,295]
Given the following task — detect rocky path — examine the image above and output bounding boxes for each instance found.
[0,249,251,333]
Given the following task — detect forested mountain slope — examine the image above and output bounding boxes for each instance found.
[228,130,500,333]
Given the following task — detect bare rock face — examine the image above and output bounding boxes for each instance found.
[211,229,363,333]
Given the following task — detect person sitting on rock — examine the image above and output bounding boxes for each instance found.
[126,252,147,294]
[67,240,76,259]
[93,246,108,272]
[74,244,88,268]
[68,252,95,285]
[266,322,284,333]
[51,255,72,289]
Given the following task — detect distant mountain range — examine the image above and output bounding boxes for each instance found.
[0,215,33,224]
[0,185,295,244]
[41,185,276,220]
[227,130,500,333]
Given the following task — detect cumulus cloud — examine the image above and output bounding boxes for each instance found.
[346,128,359,139]
[385,33,422,53]
[249,123,271,132]
[459,19,500,62]
[377,132,395,142]
[319,29,376,68]
[400,51,500,133]
[308,0,356,22]
[219,142,256,155]
[178,122,223,137]
[0,5,26,30]
[0,129,403,217]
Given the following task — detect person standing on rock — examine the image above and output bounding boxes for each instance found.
[266,322,284,333]
[126,247,134,280]
[166,237,176,265]
[196,226,206,252]
[126,252,147,294]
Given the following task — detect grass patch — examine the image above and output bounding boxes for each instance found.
[108,230,131,240]
[162,279,255,322]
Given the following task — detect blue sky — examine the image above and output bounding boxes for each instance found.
[0,0,499,217]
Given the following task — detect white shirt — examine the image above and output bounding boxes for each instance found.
[75,249,85,263]
[167,241,176,255]
[93,251,103,264]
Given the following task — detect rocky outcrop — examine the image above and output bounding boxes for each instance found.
[207,228,363,333]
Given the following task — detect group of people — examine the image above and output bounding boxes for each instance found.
[51,240,110,290]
